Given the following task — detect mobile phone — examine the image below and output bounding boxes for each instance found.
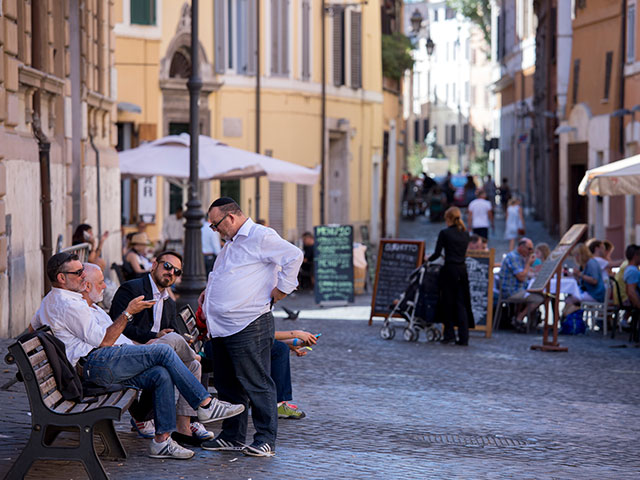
[314,333,322,338]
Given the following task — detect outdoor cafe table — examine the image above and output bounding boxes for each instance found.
[527,276,582,298]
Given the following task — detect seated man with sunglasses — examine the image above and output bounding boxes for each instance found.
[31,252,245,460]
[110,251,213,443]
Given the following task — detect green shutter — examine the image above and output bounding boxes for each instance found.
[131,0,156,26]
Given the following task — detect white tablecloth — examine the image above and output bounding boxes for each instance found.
[527,276,581,298]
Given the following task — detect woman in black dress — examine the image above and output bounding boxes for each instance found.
[428,207,474,345]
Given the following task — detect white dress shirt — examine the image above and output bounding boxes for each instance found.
[201,223,222,255]
[162,214,184,242]
[31,288,130,366]
[204,218,303,338]
[149,274,169,333]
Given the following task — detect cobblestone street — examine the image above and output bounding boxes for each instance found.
[1,302,639,479]
[1,216,638,479]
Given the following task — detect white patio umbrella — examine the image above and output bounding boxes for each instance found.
[119,133,320,185]
[578,154,640,196]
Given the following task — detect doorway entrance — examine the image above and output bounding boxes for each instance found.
[328,131,349,225]
[568,142,588,225]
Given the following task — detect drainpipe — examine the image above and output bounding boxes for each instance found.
[32,111,52,294]
[320,1,327,225]
[89,128,102,238]
[255,0,261,219]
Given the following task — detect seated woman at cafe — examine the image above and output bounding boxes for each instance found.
[562,243,605,317]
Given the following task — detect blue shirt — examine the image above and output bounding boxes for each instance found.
[581,257,605,302]
[624,265,640,298]
[499,250,526,298]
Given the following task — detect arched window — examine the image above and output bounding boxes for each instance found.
[169,50,191,78]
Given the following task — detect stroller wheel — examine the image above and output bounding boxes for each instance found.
[403,327,418,342]
[380,325,395,340]
[426,328,437,342]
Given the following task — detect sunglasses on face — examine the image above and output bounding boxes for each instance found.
[209,213,229,231]
[61,268,84,277]
[162,262,182,277]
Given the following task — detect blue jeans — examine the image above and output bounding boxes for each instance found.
[83,343,210,435]
[271,340,292,403]
[211,312,277,446]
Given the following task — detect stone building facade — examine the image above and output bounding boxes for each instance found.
[0,0,120,337]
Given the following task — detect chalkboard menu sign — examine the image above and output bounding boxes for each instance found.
[466,249,495,337]
[369,239,425,324]
[314,225,354,305]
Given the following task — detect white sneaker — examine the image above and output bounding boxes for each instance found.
[130,418,155,439]
[190,421,215,440]
[149,437,195,459]
[197,397,245,424]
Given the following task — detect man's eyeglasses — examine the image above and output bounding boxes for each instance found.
[61,268,84,277]
[162,262,182,277]
[209,213,229,232]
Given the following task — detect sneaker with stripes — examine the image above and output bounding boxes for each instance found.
[130,418,155,439]
[189,422,214,440]
[148,437,195,460]
[201,437,244,451]
[197,397,245,424]
[242,442,275,457]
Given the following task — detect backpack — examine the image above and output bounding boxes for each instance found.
[560,310,586,335]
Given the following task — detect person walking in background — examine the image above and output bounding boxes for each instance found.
[428,207,474,346]
[467,189,494,239]
[200,197,303,457]
[499,178,512,210]
[463,175,476,207]
[483,174,497,206]
[504,197,525,251]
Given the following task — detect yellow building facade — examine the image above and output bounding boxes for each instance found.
[114,0,385,244]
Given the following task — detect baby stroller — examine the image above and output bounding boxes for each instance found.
[379,263,443,342]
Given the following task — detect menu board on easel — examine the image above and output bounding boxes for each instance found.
[313,225,354,305]
[466,248,495,338]
[369,239,425,324]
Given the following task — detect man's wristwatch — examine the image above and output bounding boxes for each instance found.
[123,311,133,322]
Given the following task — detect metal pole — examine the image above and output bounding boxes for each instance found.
[320,1,326,225]
[176,0,206,310]
[255,0,261,219]
[33,112,52,294]
[89,128,102,238]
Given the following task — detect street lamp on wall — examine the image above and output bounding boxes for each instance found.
[426,37,435,57]
[410,9,423,34]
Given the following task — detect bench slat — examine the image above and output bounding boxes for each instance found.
[68,401,90,413]
[29,350,48,367]
[53,400,77,413]
[22,337,42,353]
[35,364,54,383]
[114,389,138,411]
[39,377,58,396]
[43,390,63,409]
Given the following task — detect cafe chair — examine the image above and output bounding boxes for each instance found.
[609,276,640,341]
[580,277,616,335]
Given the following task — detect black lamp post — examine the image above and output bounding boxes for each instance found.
[176,0,206,310]
[426,37,435,56]
[410,9,423,34]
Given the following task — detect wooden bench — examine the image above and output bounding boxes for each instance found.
[178,305,203,354]
[4,333,138,480]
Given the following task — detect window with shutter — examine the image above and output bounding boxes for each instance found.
[131,0,156,25]
[297,185,310,234]
[572,58,580,105]
[281,0,290,75]
[237,0,248,73]
[422,119,429,139]
[350,11,362,89]
[227,0,234,69]
[302,0,311,80]
[269,181,284,235]
[332,7,345,86]
[603,51,613,100]
[214,0,226,73]
[271,0,280,74]
[628,5,636,63]
[247,0,257,75]
[451,125,456,145]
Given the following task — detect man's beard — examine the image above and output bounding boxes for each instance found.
[88,286,104,303]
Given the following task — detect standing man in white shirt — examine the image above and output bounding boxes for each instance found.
[199,197,303,457]
[467,189,494,240]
